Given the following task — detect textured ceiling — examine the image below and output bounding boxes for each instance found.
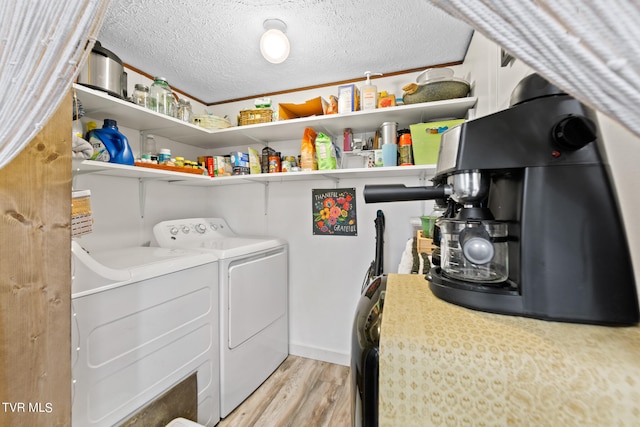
[97,0,473,105]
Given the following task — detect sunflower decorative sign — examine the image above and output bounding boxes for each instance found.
[312,188,357,236]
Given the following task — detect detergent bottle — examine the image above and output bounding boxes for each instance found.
[87,119,134,165]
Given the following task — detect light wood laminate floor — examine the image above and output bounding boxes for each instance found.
[217,355,351,427]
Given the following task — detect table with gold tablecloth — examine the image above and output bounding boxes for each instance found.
[379,274,640,427]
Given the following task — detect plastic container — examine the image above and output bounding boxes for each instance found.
[84,121,97,140]
[71,190,93,237]
[86,119,134,165]
[158,148,171,164]
[382,143,397,167]
[72,120,83,138]
[410,119,465,165]
[141,134,158,162]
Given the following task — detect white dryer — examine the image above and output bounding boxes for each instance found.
[153,218,288,418]
[71,241,220,427]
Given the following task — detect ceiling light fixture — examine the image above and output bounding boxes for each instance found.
[260,19,290,64]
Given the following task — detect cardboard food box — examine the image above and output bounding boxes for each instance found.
[278,97,328,121]
[230,152,249,175]
[410,119,465,165]
[338,84,359,114]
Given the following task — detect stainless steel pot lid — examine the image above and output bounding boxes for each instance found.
[90,41,123,65]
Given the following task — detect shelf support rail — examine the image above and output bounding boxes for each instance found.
[264,181,269,216]
[138,178,146,219]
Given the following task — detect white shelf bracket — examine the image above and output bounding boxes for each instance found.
[138,178,147,219]
[243,133,268,145]
[321,173,341,187]
[263,181,269,216]
[139,130,147,154]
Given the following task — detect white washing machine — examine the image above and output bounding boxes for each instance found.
[153,218,289,418]
[71,241,220,427]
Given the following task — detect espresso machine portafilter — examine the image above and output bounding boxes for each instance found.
[364,74,639,325]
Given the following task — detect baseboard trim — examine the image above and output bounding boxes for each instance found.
[289,342,350,366]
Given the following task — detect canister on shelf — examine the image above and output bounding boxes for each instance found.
[132,84,150,108]
[158,148,171,164]
[268,152,281,173]
[149,77,173,116]
[380,121,398,145]
[141,134,158,163]
[281,156,296,172]
[262,146,275,173]
[343,128,353,152]
[398,133,414,166]
[177,99,192,122]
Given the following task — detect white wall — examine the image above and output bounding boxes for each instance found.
[597,114,640,305]
[205,174,432,364]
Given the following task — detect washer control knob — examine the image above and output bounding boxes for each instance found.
[181,226,190,234]
[169,226,179,236]
[195,223,207,234]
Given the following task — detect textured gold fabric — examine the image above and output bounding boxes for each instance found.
[379,274,640,427]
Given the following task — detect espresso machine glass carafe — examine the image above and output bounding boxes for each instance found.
[438,219,508,283]
[363,74,639,326]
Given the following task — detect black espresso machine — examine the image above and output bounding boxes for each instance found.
[364,74,639,325]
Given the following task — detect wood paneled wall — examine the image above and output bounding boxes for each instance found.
[0,93,72,426]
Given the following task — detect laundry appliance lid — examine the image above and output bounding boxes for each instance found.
[197,236,286,259]
[72,241,217,298]
[91,246,218,279]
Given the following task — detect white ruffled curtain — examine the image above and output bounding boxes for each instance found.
[0,0,110,170]
[428,0,640,139]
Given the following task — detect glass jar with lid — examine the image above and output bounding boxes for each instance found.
[132,84,150,108]
[149,77,174,116]
[177,99,192,122]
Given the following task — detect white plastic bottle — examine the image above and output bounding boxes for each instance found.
[360,71,382,111]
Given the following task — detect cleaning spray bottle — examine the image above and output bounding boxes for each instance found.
[360,71,382,111]
[86,119,135,165]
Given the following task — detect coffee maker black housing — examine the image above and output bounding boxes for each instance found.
[366,74,639,325]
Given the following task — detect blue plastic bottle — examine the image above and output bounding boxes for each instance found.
[87,119,134,165]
